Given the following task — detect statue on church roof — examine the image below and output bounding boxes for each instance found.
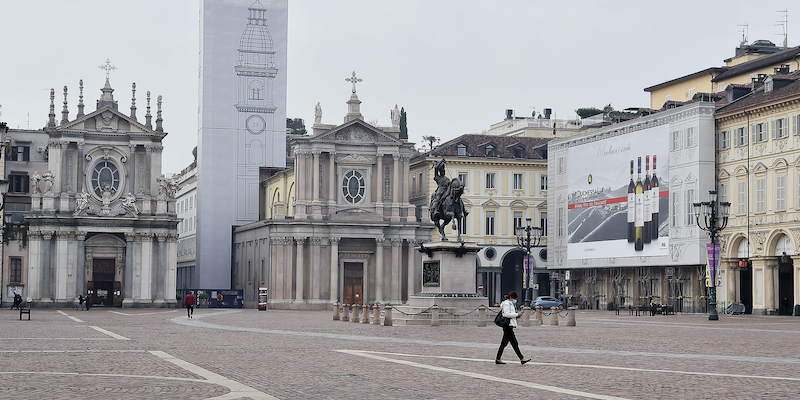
[30,171,42,194]
[120,192,139,217]
[74,188,91,217]
[429,158,468,242]
[314,102,322,124]
[391,104,400,128]
[42,170,55,194]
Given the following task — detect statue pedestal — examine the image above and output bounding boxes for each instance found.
[31,194,42,211]
[406,241,486,308]
[42,193,55,212]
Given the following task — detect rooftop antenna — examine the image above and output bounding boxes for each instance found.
[738,23,749,47]
[776,9,788,49]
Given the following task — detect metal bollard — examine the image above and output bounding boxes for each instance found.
[521,306,531,327]
[550,306,559,326]
[384,305,393,326]
[351,304,360,323]
[362,304,370,324]
[342,304,349,322]
[567,306,576,326]
[333,302,340,321]
[534,305,543,326]
[373,305,380,325]
[477,305,486,327]
[431,305,439,326]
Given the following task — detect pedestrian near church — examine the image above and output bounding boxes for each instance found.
[185,291,196,318]
[77,295,85,311]
[495,291,531,365]
[10,292,22,310]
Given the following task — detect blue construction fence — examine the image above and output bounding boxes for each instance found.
[177,289,244,308]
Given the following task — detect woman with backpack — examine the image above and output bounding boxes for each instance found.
[495,291,531,365]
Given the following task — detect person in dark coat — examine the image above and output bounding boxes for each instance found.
[184,291,197,318]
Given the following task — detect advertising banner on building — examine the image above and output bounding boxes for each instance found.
[567,125,670,259]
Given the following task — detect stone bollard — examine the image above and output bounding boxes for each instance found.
[342,304,349,322]
[567,306,576,326]
[362,305,370,324]
[373,305,380,325]
[477,305,486,327]
[431,305,440,327]
[521,306,531,327]
[333,302,340,321]
[550,306,559,326]
[351,304,360,323]
[535,306,543,325]
[384,305,393,326]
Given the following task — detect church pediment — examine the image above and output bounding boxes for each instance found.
[57,106,163,138]
[311,119,401,145]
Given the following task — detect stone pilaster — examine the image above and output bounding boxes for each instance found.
[375,238,385,302]
[390,239,403,303]
[329,237,340,303]
[295,237,305,301]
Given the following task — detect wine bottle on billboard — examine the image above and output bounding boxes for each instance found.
[643,155,652,244]
[635,157,644,251]
[627,160,635,243]
[651,155,659,239]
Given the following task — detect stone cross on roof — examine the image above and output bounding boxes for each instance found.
[98,59,117,80]
[345,71,362,94]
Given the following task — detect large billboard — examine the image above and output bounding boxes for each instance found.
[196,0,288,288]
[567,124,670,259]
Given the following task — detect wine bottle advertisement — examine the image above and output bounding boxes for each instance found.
[566,124,669,259]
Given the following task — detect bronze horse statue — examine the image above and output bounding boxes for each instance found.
[429,158,468,242]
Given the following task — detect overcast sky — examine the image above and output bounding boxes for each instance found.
[1,1,797,173]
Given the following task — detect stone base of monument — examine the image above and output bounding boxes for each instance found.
[394,241,488,326]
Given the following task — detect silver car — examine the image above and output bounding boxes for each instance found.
[533,296,564,310]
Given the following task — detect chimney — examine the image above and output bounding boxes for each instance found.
[774,64,790,75]
[543,108,552,119]
[505,109,514,120]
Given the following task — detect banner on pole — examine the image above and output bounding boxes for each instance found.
[706,243,721,287]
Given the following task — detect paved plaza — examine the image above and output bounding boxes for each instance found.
[0,307,799,399]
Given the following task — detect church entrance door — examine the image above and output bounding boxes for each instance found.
[343,262,363,306]
[91,258,118,307]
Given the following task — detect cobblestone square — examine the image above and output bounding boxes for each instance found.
[1,308,798,399]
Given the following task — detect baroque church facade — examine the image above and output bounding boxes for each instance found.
[14,75,179,308]
[233,86,430,308]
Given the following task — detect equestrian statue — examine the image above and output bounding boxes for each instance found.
[429,158,469,242]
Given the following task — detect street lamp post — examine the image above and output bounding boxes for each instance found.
[693,190,731,321]
[515,218,542,307]
[0,122,8,307]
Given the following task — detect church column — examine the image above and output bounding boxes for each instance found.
[76,142,85,192]
[271,237,282,300]
[328,152,336,206]
[41,231,54,300]
[390,239,402,303]
[55,231,70,301]
[314,237,323,300]
[376,153,384,218]
[295,152,307,219]
[141,233,153,302]
[46,141,63,194]
[311,151,322,219]
[27,232,42,300]
[403,154,415,222]
[150,145,164,196]
[128,144,137,194]
[329,237,340,303]
[76,232,86,297]
[766,263,778,313]
[407,239,417,300]
[284,237,292,300]
[295,237,305,301]
[124,233,135,302]
[375,238,385,302]
[166,234,177,304]
[391,154,400,221]
[156,233,167,301]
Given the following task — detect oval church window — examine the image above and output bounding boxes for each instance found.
[342,170,365,204]
[91,160,121,198]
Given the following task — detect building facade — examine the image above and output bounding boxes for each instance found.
[233,89,429,308]
[196,0,288,289]
[410,134,551,305]
[548,102,717,311]
[3,78,179,308]
[715,72,800,315]
[175,161,197,291]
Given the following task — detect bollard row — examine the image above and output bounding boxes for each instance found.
[331,303,575,327]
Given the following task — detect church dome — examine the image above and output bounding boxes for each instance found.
[238,1,274,55]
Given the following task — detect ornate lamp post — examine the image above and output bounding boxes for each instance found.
[693,190,731,321]
[515,218,542,307]
[0,122,8,306]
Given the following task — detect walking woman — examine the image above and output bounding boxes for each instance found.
[496,291,531,365]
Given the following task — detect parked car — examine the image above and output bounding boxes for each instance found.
[533,296,564,310]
